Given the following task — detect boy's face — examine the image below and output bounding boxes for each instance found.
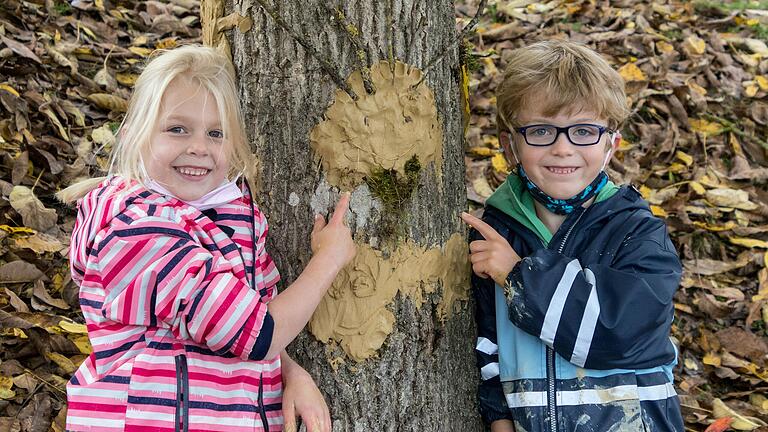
[501,106,618,201]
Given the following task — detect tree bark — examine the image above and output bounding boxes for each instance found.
[224,1,481,430]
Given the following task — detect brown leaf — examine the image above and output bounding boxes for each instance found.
[11,151,28,185]
[8,186,58,232]
[32,280,69,310]
[0,35,41,63]
[0,261,45,283]
[17,393,52,432]
[4,288,29,313]
[716,328,768,367]
[87,93,128,112]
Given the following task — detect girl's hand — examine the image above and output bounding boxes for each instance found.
[282,367,331,432]
[461,212,521,287]
[311,193,356,271]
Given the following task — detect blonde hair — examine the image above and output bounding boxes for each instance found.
[58,45,250,203]
[496,40,630,133]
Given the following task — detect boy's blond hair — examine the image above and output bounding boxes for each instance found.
[58,45,250,203]
[496,40,629,132]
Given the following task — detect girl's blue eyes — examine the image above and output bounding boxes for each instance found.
[166,126,224,139]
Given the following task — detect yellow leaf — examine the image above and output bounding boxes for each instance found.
[618,63,647,82]
[730,133,745,157]
[59,320,88,334]
[689,181,706,195]
[650,205,668,217]
[483,57,498,76]
[657,41,675,53]
[730,237,768,249]
[468,147,497,157]
[0,375,14,400]
[87,93,128,112]
[129,46,154,57]
[491,153,509,174]
[133,35,148,46]
[0,84,20,97]
[46,352,77,374]
[690,118,725,135]
[0,225,35,234]
[472,177,494,199]
[683,35,707,56]
[693,221,737,232]
[745,83,760,97]
[115,73,139,87]
[706,188,758,210]
[638,184,652,200]
[684,358,698,371]
[155,38,178,50]
[668,162,687,173]
[703,352,722,367]
[618,138,634,151]
[757,76,768,91]
[688,81,707,96]
[71,335,92,355]
[712,398,767,430]
[483,135,500,148]
[675,151,693,166]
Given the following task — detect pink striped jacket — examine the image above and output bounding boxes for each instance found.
[66,177,283,432]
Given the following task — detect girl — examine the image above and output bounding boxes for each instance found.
[58,45,356,432]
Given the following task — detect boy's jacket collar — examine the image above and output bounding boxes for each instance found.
[485,173,622,244]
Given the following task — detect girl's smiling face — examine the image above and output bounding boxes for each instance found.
[143,77,231,201]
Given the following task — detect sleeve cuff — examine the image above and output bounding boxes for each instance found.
[247,311,274,360]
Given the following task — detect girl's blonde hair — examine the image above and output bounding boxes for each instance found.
[496,40,630,133]
[58,45,250,203]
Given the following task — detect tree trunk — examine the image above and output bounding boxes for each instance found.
[219,0,481,430]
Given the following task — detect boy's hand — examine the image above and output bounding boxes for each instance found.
[311,193,356,271]
[461,212,521,287]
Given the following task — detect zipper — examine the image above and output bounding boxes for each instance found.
[546,346,557,432]
[258,372,269,431]
[546,209,586,432]
[175,354,189,432]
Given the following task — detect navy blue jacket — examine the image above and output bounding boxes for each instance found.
[473,183,684,431]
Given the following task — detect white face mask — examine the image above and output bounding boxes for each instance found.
[145,176,243,211]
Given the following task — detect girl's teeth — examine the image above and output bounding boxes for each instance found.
[177,167,209,176]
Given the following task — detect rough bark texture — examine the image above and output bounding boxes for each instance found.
[225,1,481,430]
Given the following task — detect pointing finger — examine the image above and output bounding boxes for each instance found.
[460,212,504,241]
[330,192,351,225]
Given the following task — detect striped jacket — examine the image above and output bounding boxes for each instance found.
[66,177,283,432]
[473,178,684,431]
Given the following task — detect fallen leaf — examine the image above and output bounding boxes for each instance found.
[712,398,767,430]
[32,280,69,310]
[8,186,58,232]
[0,261,45,283]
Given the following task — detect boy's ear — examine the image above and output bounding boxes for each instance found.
[610,131,622,150]
[499,131,518,165]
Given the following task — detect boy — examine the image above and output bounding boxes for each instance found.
[461,40,684,431]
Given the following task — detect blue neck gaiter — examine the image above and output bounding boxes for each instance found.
[517,164,608,215]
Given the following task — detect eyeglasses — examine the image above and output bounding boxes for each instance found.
[514,124,614,146]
